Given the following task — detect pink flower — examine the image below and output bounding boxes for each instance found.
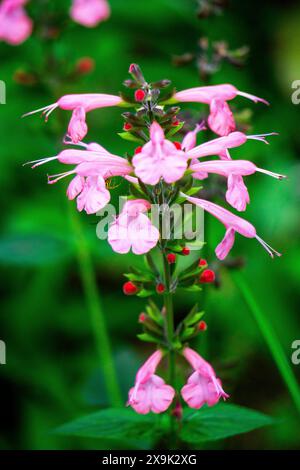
[207,99,235,136]
[181,122,206,152]
[181,347,229,409]
[70,0,110,28]
[0,0,32,46]
[175,84,268,105]
[186,131,275,160]
[27,144,132,214]
[175,84,268,136]
[108,199,159,255]
[67,107,88,143]
[183,194,282,259]
[23,93,122,142]
[132,122,187,185]
[128,350,175,414]
[190,159,285,211]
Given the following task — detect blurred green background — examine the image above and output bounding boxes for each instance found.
[0,0,299,450]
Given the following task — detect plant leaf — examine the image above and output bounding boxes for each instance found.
[180,404,275,443]
[55,408,160,440]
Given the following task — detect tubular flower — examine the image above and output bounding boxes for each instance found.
[70,0,110,28]
[175,84,268,136]
[181,347,229,409]
[132,122,187,185]
[23,93,122,143]
[108,199,160,255]
[128,350,175,414]
[183,195,282,260]
[190,159,285,211]
[26,143,132,214]
[0,0,32,46]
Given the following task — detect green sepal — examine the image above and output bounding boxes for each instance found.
[165,121,184,138]
[118,132,144,144]
[137,333,162,344]
[136,288,156,298]
[129,183,147,199]
[146,299,164,326]
[183,304,205,327]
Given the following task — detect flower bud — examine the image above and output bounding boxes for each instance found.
[139,312,146,323]
[181,247,190,256]
[173,141,182,150]
[156,283,166,294]
[199,269,215,283]
[135,89,146,102]
[128,63,146,85]
[76,57,95,75]
[198,320,207,331]
[134,146,143,154]
[123,281,138,295]
[123,122,133,131]
[198,258,208,267]
[167,253,176,264]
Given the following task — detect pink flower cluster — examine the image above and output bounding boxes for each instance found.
[128,348,228,414]
[0,0,110,45]
[26,84,284,259]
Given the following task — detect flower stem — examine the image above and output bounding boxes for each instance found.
[68,206,122,407]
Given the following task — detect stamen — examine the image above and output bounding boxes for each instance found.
[237,91,269,105]
[24,156,58,168]
[47,170,75,184]
[63,135,88,149]
[256,167,287,179]
[256,235,282,258]
[247,132,278,144]
[22,103,58,120]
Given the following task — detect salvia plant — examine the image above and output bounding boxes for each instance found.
[24,63,285,441]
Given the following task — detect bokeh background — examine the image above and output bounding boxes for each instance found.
[0,0,300,450]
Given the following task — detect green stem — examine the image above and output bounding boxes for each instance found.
[68,206,122,407]
[233,271,300,415]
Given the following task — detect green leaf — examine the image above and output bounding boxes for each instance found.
[180,404,275,443]
[55,408,159,440]
[185,186,202,197]
[118,132,144,144]
[124,272,154,282]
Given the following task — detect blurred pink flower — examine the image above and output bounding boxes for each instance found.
[108,199,159,255]
[70,0,110,28]
[132,122,187,185]
[23,93,122,142]
[175,84,268,136]
[181,347,229,409]
[128,350,175,414]
[0,0,32,46]
[183,194,282,259]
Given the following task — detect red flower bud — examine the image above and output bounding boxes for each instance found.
[139,312,146,323]
[123,281,138,295]
[76,57,95,75]
[123,122,132,131]
[173,141,182,150]
[198,258,208,267]
[156,283,166,294]
[135,89,146,102]
[181,247,190,256]
[172,119,180,126]
[134,146,143,154]
[129,63,137,73]
[198,320,207,331]
[167,253,176,264]
[199,269,215,283]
